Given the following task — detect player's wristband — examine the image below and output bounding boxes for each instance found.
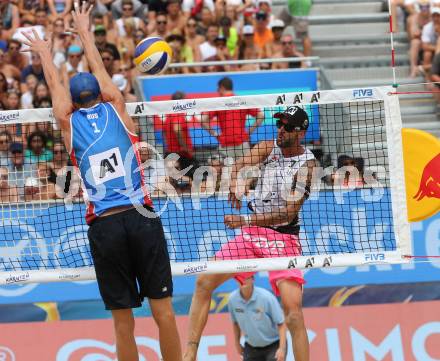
[241,215,253,225]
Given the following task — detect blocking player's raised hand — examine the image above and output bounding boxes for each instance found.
[20,28,51,55]
[224,214,247,229]
[71,0,93,35]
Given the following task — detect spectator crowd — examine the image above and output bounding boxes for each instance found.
[0,0,311,111]
[0,0,315,203]
[391,0,440,95]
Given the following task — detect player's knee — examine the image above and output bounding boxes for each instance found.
[195,275,217,295]
[153,308,175,326]
[114,316,135,338]
[284,306,305,330]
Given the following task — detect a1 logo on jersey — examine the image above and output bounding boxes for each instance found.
[89,147,126,185]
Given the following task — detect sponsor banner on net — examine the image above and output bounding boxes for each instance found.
[0,111,19,124]
[0,196,439,303]
[0,302,438,361]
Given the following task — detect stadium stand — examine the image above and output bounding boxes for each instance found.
[298,0,440,139]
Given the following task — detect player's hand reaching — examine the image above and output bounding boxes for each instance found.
[71,0,93,35]
[224,214,247,229]
[20,29,51,55]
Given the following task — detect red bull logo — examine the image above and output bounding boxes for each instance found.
[402,128,440,222]
[413,153,440,201]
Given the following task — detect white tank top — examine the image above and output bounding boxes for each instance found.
[249,141,315,234]
[116,18,141,37]
[66,60,85,74]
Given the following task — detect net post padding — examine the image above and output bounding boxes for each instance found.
[0,86,413,285]
[382,89,412,258]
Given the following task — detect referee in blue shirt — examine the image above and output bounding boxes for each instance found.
[228,277,287,361]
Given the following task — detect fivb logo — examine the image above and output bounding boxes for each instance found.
[352,89,373,99]
[364,253,385,263]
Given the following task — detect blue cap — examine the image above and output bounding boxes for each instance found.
[67,44,82,54]
[69,72,101,104]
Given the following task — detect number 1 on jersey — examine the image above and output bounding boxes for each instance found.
[91,122,100,133]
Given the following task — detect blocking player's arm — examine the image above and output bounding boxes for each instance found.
[228,140,274,209]
[20,30,73,144]
[246,159,316,227]
[72,2,136,134]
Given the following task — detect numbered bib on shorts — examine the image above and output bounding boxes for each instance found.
[89,147,126,185]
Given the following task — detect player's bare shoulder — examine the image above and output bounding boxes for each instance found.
[255,140,276,158]
[52,100,74,133]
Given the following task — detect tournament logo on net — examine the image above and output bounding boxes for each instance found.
[352,88,373,99]
[183,263,208,275]
[0,111,19,123]
[172,100,196,112]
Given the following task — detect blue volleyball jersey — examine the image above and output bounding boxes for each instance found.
[70,102,151,224]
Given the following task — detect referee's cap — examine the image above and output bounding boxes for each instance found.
[274,106,309,131]
[69,72,101,105]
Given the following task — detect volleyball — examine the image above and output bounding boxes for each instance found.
[134,37,172,75]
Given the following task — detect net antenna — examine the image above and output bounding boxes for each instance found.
[0,87,412,284]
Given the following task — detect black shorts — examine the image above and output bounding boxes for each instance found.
[244,341,282,361]
[87,205,173,310]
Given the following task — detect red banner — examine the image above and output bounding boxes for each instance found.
[0,301,439,360]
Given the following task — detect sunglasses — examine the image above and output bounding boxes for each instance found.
[53,150,64,154]
[282,41,293,45]
[9,46,19,50]
[157,20,167,25]
[256,15,267,21]
[69,54,81,58]
[276,119,297,132]
[102,57,113,61]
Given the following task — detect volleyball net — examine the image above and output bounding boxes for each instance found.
[0,87,412,284]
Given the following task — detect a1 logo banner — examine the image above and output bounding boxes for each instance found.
[402,129,440,222]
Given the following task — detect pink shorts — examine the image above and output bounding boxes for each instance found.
[215,226,305,296]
